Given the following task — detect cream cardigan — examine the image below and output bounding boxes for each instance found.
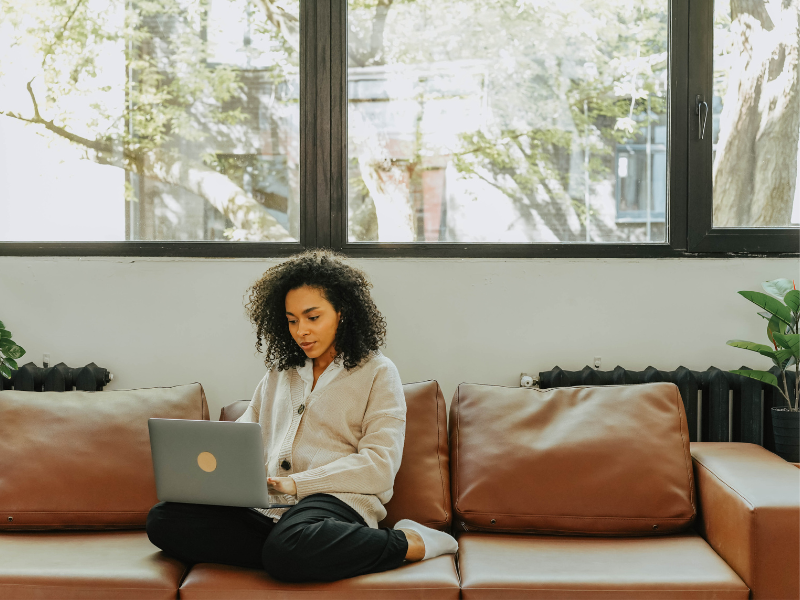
[235,350,407,529]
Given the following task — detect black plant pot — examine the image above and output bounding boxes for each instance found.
[771,407,800,463]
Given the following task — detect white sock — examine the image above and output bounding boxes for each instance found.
[394,518,458,560]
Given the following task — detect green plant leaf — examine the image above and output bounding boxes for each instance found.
[776,349,795,368]
[784,290,800,313]
[0,320,5,330]
[727,339,777,358]
[739,291,793,326]
[3,344,25,360]
[757,311,772,320]
[773,333,800,359]
[767,315,784,345]
[0,330,11,339]
[0,363,11,379]
[2,357,18,371]
[762,278,794,299]
[730,369,780,389]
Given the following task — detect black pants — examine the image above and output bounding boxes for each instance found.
[146,493,409,583]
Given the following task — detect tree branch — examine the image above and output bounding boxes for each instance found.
[2,86,291,241]
[60,0,86,38]
[253,0,299,53]
[26,78,41,121]
[18,78,133,160]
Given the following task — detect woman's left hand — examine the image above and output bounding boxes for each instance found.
[267,476,297,497]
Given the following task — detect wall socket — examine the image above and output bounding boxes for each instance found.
[593,356,602,369]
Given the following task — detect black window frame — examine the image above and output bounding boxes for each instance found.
[1,0,797,258]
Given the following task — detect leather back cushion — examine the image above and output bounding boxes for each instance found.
[220,379,452,532]
[450,382,696,536]
[0,383,209,530]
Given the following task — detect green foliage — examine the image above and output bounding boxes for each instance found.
[784,290,800,313]
[730,369,779,389]
[373,0,671,238]
[762,278,794,299]
[0,320,25,380]
[768,314,787,345]
[0,0,293,172]
[728,278,799,410]
[738,290,793,326]
[774,333,800,360]
[726,339,779,360]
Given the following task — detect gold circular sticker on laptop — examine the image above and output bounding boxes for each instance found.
[197,451,217,472]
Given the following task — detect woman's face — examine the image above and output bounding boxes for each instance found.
[285,285,341,361]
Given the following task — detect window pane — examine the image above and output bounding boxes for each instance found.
[712,0,800,228]
[0,0,299,242]
[347,0,668,243]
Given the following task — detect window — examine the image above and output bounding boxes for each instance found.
[686,0,799,252]
[0,0,797,256]
[347,0,670,244]
[0,0,300,244]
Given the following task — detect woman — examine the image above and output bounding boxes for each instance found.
[146,249,458,582]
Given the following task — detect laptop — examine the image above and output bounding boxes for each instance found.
[148,418,295,509]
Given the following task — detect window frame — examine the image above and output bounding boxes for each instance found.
[0,0,797,258]
[686,0,800,254]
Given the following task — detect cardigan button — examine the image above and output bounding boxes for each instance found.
[281,460,291,470]
[298,404,305,414]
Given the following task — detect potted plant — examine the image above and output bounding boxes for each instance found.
[727,278,799,462]
[0,320,26,381]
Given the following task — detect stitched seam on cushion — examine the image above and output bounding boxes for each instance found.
[178,588,459,592]
[674,384,697,515]
[455,526,684,535]
[691,459,755,510]
[458,512,690,520]
[462,588,749,592]
[0,584,176,591]
[2,512,149,514]
[435,382,449,524]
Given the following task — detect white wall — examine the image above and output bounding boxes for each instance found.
[0,256,796,420]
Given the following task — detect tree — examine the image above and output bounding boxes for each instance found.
[347,0,669,242]
[0,0,298,240]
[712,0,799,227]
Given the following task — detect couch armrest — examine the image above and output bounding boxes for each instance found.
[219,400,249,422]
[691,442,799,600]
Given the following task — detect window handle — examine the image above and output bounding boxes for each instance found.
[695,95,709,140]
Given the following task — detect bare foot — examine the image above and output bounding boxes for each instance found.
[397,527,425,562]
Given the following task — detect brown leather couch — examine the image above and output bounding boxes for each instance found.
[0,380,797,600]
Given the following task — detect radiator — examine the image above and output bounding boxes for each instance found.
[0,362,112,392]
[538,365,797,451]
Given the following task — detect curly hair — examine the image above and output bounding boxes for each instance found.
[245,249,387,371]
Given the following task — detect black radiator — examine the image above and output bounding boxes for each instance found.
[538,365,796,451]
[0,362,112,392]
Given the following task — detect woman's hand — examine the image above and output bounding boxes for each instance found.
[267,476,297,497]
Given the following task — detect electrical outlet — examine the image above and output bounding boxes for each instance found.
[593,356,601,369]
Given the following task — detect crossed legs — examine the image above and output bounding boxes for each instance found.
[146,493,410,582]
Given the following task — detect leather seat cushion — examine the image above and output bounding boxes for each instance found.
[0,383,209,530]
[0,530,187,600]
[455,531,749,600]
[220,379,452,532]
[179,554,460,600]
[450,382,696,535]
